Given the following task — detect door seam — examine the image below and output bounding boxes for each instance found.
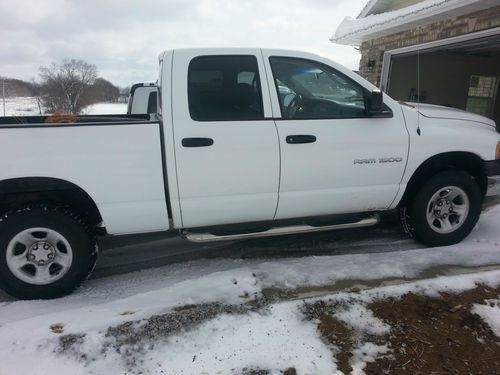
[260,49,282,220]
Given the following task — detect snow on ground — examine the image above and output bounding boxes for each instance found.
[1,96,42,116]
[82,102,127,114]
[1,272,499,375]
[0,97,127,117]
[472,297,500,337]
[1,205,500,374]
[142,304,337,375]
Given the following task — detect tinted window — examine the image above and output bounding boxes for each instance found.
[188,55,264,121]
[147,91,157,113]
[269,57,367,119]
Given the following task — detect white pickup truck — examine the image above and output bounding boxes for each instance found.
[0,48,499,299]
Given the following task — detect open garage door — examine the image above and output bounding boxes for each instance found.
[383,31,500,127]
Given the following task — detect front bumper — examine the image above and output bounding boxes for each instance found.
[484,160,500,197]
[483,194,500,210]
[483,160,500,209]
[486,175,500,197]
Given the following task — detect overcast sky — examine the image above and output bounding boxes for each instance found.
[0,0,365,87]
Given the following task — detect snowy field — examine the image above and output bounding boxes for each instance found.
[1,96,42,116]
[1,97,126,116]
[82,102,127,115]
[1,205,500,374]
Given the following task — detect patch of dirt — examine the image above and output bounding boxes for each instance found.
[366,285,500,375]
[237,368,296,375]
[302,298,385,374]
[239,368,270,375]
[54,333,87,361]
[305,285,500,375]
[318,313,354,374]
[56,333,86,353]
[50,323,65,334]
[119,310,135,316]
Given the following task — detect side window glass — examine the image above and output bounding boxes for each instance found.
[269,57,367,119]
[188,55,264,121]
[147,91,157,114]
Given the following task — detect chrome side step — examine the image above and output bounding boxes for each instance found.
[182,214,380,243]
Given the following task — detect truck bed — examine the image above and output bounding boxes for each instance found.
[0,114,170,234]
[0,114,152,126]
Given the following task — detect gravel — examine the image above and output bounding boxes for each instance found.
[55,301,265,374]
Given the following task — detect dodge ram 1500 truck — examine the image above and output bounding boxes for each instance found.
[0,48,499,299]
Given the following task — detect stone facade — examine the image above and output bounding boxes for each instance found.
[359,5,500,87]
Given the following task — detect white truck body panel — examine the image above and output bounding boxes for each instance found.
[389,104,499,207]
[169,48,280,228]
[260,49,409,218]
[0,123,169,234]
[159,50,184,228]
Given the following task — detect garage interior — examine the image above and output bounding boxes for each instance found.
[386,34,500,127]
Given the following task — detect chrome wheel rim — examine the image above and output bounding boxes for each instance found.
[426,186,469,234]
[6,227,73,285]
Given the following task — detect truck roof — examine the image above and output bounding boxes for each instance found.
[159,47,322,60]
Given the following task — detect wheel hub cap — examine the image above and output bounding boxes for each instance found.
[28,241,56,265]
[5,227,73,285]
[426,186,470,234]
[434,198,452,219]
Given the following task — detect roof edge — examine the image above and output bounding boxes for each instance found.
[332,0,490,46]
[358,0,382,18]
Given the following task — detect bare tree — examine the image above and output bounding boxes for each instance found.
[29,79,44,115]
[39,59,98,114]
[80,78,120,107]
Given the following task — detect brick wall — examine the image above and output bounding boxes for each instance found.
[358,5,500,86]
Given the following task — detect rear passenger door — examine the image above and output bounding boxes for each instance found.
[171,50,280,228]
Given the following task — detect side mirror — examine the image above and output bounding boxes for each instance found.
[368,89,383,114]
[127,84,159,115]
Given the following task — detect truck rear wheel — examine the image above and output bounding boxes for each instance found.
[406,170,482,247]
[0,205,97,299]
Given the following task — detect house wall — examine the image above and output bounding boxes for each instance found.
[358,5,500,86]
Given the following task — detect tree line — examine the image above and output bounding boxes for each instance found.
[2,59,128,114]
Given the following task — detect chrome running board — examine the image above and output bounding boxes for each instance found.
[182,214,380,243]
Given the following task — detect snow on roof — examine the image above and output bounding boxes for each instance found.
[358,0,382,18]
[332,0,497,46]
[358,0,425,18]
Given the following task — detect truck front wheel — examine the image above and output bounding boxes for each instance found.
[406,170,482,247]
[0,205,97,299]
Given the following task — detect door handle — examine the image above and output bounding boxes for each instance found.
[286,135,316,144]
[182,137,214,147]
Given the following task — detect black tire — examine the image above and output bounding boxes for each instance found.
[406,170,482,247]
[0,204,97,299]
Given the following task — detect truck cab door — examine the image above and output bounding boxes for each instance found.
[261,51,409,219]
[171,49,280,228]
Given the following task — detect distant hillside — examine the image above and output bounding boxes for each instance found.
[0,77,36,97]
[1,76,122,103]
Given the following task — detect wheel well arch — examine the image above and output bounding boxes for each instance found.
[398,152,488,208]
[0,177,104,233]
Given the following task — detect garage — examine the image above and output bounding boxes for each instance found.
[385,31,500,125]
[332,0,500,128]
